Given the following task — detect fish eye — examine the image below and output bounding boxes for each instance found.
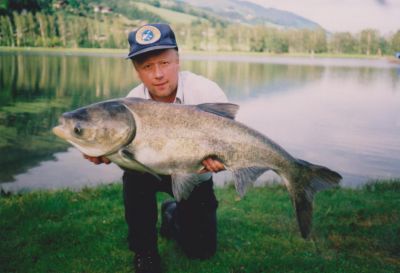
[73,124,83,136]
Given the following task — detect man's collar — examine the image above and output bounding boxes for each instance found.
[175,72,183,104]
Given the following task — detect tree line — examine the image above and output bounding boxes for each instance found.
[1,10,400,55]
[0,11,132,48]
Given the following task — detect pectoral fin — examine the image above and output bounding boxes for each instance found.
[119,148,161,181]
[171,173,204,201]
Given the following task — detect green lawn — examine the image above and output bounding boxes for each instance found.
[1,181,399,273]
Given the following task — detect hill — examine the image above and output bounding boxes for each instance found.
[181,0,322,29]
[133,2,206,24]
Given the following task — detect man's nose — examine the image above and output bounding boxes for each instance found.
[153,64,164,78]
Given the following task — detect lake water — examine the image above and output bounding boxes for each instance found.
[1,51,399,193]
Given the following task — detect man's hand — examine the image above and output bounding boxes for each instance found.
[199,157,225,173]
[83,154,111,165]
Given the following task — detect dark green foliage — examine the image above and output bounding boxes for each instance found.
[0,0,9,14]
[1,181,399,272]
[8,0,52,14]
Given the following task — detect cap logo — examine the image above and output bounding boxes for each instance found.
[135,25,161,45]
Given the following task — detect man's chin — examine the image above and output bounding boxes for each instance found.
[153,85,169,92]
[151,88,177,98]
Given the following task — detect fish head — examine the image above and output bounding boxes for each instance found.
[52,100,135,157]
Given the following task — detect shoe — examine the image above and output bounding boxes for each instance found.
[134,251,161,273]
[160,200,177,239]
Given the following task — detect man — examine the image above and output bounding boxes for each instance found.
[84,23,227,273]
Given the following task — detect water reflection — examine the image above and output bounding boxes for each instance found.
[183,59,325,99]
[0,53,138,185]
[235,77,400,186]
[1,52,399,192]
[0,53,137,105]
[1,148,123,193]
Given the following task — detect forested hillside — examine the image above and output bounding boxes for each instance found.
[1,0,399,55]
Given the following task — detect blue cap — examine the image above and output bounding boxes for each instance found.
[127,23,178,59]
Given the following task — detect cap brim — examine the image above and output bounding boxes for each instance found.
[126,45,178,59]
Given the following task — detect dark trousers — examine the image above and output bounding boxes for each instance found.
[122,170,218,259]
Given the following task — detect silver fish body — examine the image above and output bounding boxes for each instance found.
[53,97,342,238]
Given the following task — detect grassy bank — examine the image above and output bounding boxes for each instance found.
[1,181,399,273]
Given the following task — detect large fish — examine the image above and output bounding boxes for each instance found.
[53,97,342,238]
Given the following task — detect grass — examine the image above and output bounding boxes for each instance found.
[134,2,205,25]
[1,181,399,273]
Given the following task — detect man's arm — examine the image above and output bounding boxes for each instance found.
[83,153,225,173]
[200,158,225,173]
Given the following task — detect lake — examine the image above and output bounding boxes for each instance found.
[1,51,399,193]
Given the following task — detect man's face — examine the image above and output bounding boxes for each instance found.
[133,49,180,103]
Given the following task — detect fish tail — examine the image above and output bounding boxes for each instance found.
[284,159,342,239]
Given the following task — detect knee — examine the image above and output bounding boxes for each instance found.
[183,178,218,207]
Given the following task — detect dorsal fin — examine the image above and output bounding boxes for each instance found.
[196,103,239,120]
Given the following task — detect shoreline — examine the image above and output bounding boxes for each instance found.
[1,178,399,196]
[0,46,391,60]
[2,46,398,69]
[2,46,397,69]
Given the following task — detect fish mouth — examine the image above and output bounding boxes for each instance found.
[52,124,110,157]
[52,125,68,139]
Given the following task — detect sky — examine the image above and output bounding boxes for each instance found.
[247,0,400,34]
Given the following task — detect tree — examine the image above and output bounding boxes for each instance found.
[249,25,266,52]
[77,18,90,47]
[8,0,52,13]
[378,37,390,56]
[330,32,358,54]
[56,13,67,47]
[310,28,327,53]
[26,12,37,46]
[36,12,48,46]
[264,28,288,53]
[359,29,380,55]
[0,15,15,46]
[12,11,22,46]
[391,30,400,53]
[0,0,9,15]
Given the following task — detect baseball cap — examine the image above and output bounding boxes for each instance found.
[127,23,178,59]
